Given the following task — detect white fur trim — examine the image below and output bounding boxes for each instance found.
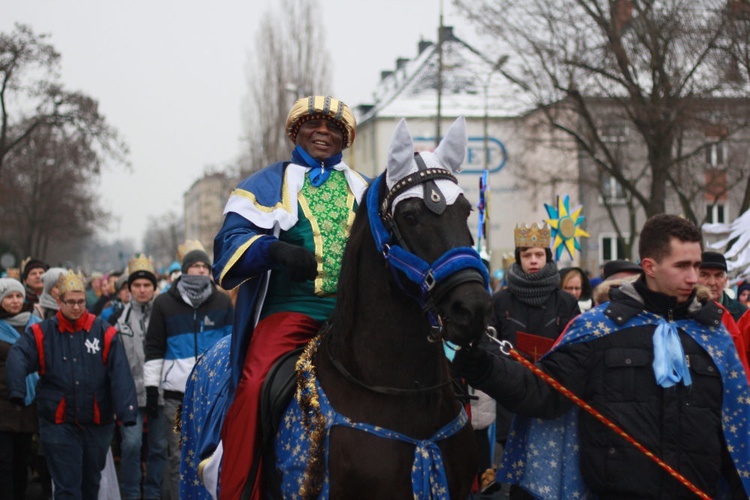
[223,161,366,230]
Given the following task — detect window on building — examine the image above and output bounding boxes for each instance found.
[705,141,724,167]
[599,123,629,143]
[599,173,628,204]
[706,203,727,224]
[600,233,627,262]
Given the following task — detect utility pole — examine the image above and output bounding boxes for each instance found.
[435,0,443,148]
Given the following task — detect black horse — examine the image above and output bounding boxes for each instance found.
[272,117,491,498]
[180,117,491,499]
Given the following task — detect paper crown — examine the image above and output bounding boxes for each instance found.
[128,253,155,277]
[177,240,206,262]
[56,270,86,295]
[514,223,551,248]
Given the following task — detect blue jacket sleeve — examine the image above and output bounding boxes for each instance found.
[213,212,279,290]
[5,329,40,402]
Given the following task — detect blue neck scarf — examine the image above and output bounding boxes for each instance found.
[652,318,692,388]
[292,145,343,187]
[498,305,750,499]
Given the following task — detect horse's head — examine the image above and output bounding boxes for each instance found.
[368,117,491,349]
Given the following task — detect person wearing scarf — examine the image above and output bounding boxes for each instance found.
[0,278,41,500]
[33,267,67,320]
[187,96,367,500]
[452,214,750,499]
[143,248,234,500]
[488,223,580,486]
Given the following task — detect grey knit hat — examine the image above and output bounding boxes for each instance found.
[0,278,25,302]
[42,267,67,295]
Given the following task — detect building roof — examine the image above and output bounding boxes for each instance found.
[356,27,532,125]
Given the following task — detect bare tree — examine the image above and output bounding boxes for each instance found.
[0,124,109,260]
[0,24,128,178]
[142,211,184,271]
[455,1,750,239]
[240,0,332,172]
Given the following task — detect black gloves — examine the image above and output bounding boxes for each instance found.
[268,241,318,282]
[9,397,25,407]
[452,345,494,386]
[146,386,159,419]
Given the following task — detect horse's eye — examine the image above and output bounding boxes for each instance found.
[401,212,418,225]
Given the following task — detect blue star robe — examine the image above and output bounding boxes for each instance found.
[498,303,750,499]
[179,161,367,498]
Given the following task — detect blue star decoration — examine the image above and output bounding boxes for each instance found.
[545,195,590,261]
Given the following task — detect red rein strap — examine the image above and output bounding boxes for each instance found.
[507,348,711,500]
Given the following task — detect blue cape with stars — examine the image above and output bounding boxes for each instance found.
[498,302,750,499]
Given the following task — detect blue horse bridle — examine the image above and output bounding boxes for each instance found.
[366,155,490,343]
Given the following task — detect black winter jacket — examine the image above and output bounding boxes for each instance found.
[491,287,580,349]
[456,279,745,499]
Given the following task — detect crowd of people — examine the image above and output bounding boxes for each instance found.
[0,247,234,500]
[0,94,749,500]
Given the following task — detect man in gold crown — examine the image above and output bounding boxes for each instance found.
[110,254,167,500]
[6,269,137,499]
[486,222,580,495]
[206,95,367,499]
[492,222,580,357]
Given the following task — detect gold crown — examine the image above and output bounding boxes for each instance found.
[56,270,86,295]
[177,240,206,262]
[128,253,155,276]
[514,223,551,248]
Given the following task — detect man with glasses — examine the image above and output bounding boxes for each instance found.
[144,245,234,500]
[6,269,137,499]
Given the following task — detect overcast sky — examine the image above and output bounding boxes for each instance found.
[3,0,480,245]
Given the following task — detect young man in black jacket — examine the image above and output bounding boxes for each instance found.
[454,214,750,499]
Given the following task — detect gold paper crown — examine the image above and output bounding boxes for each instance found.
[177,240,206,262]
[128,253,155,277]
[514,223,551,248]
[56,270,86,295]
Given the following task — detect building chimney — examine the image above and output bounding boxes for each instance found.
[439,26,455,42]
[380,70,393,81]
[418,38,433,54]
[396,57,409,70]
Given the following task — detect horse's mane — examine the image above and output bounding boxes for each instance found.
[329,178,383,339]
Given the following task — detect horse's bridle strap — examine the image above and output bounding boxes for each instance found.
[381,168,457,216]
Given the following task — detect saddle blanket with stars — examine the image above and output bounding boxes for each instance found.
[498,302,750,499]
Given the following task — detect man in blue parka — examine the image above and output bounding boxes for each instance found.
[6,269,137,499]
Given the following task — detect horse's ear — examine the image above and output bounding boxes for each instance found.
[433,116,467,173]
[386,118,415,189]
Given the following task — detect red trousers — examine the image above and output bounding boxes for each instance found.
[219,312,320,500]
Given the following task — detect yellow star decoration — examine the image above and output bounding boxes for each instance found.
[545,195,590,261]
